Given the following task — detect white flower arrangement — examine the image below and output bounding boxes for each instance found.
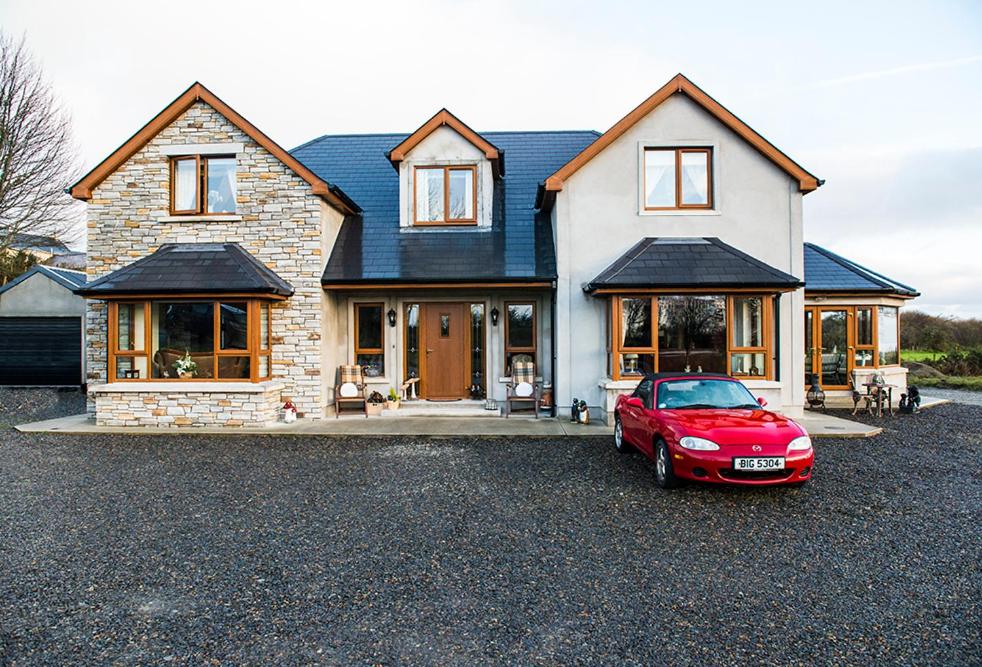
[174,350,197,377]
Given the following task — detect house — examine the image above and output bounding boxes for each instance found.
[0,265,87,385]
[71,75,916,428]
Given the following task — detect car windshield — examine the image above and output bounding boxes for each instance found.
[656,379,760,410]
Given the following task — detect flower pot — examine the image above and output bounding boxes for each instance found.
[366,402,384,416]
[178,371,193,379]
[385,400,400,411]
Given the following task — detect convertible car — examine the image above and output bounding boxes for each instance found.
[613,373,814,488]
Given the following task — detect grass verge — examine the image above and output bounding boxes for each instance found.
[910,376,982,392]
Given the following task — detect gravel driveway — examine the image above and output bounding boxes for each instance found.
[0,389,979,665]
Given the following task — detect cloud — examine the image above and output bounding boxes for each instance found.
[801,54,982,90]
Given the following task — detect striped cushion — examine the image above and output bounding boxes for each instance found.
[512,362,535,384]
[339,365,363,384]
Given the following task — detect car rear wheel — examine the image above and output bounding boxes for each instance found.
[654,439,681,489]
[614,415,630,453]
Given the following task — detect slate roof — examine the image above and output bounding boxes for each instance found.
[9,232,71,255]
[803,243,918,296]
[76,243,293,297]
[584,238,803,293]
[291,131,599,285]
[0,265,87,296]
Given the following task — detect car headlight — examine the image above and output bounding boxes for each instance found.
[788,435,812,451]
[678,436,720,451]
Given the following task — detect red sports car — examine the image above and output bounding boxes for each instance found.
[613,373,814,488]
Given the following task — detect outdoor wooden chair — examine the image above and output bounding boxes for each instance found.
[504,361,540,418]
[335,364,368,418]
[850,371,875,416]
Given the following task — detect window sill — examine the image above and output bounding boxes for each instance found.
[638,209,721,217]
[90,380,284,393]
[159,214,242,223]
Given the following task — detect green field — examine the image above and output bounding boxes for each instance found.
[911,376,982,391]
[903,349,944,362]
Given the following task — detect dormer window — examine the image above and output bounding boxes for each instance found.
[643,147,712,210]
[414,166,476,225]
[170,155,237,215]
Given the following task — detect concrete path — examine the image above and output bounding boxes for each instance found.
[920,388,982,407]
[16,408,896,439]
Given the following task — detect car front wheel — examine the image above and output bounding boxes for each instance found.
[614,415,630,453]
[654,439,681,489]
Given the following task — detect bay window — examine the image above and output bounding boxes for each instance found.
[610,294,775,380]
[109,299,273,382]
[170,155,237,215]
[414,165,476,225]
[643,147,712,210]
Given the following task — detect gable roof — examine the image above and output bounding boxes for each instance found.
[386,109,504,177]
[544,73,822,196]
[804,243,919,296]
[69,82,360,216]
[0,265,87,297]
[8,233,71,255]
[76,243,293,297]
[584,237,803,293]
[292,131,598,286]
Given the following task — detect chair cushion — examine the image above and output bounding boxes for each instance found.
[512,361,535,384]
[339,365,363,384]
[515,381,534,397]
[339,382,359,398]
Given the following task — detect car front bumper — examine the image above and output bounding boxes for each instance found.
[670,446,814,485]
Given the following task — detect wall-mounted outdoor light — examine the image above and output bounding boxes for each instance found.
[490,307,500,326]
[387,308,397,327]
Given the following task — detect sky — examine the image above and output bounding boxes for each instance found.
[2,0,980,316]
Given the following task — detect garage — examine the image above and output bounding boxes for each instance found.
[0,317,82,385]
[0,266,87,386]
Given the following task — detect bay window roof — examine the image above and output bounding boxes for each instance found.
[803,243,919,296]
[584,237,803,293]
[76,243,294,297]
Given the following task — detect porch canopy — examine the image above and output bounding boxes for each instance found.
[76,243,294,298]
[583,237,803,293]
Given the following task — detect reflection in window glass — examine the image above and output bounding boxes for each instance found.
[856,308,873,346]
[680,151,709,205]
[620,353,655,377]
[260,303,270,349]
[151,302,215,379]
[878,307,899,365]
[731,352,765,376]
[731,297,763,348]
[507,304,534,348]
[115,355,148,380]
[220,302,248,350]
[644,149,675,208]
[415,168,444,222]
[218,356,250,379]
[357,305,383,350]
[173,158,198,211]
[206,157,236,213]
[621,298,652,348]
[449,169,474,220]
[657,296,726,373]
[116,303,146,351]
[405,304,420,381]
[440,314,450,337]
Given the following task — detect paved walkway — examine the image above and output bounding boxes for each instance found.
[919,388,982,406]
[13,406,919,439]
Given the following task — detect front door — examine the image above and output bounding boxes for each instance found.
[805,307,852,390]
[421,303,467,399]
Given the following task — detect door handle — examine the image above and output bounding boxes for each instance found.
[426,349,434,354]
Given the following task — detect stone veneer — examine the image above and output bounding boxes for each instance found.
[90,382,284,428]
[85,101,342,421]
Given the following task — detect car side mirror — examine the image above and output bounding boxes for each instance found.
[625,396,644,409]
[757,396,768,407]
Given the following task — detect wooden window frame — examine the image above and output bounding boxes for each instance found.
[413,165,478,226]
[854,306,876,370]
[643,147,713,211]
[727,296,773,379]
[609,294,775,381]
[354,302,385,371]
[108,298,272,383]
[876,305,901,367]
[611,295,658,379]
[504,301,537,375]
[168,154,236,216]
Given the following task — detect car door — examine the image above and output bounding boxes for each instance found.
[622,379,653,446]
[631,380,657,456]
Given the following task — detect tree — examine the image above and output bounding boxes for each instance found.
[0,32,83,258]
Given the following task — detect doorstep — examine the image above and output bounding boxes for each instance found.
[14,413,613,437]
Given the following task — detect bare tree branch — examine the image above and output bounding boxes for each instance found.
[0,31,83,254]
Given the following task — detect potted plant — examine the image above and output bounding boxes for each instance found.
[174,350,197,379]
[385,387,401,411]
[366,391,386,416]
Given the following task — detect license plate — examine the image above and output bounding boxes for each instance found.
[732,456,786,471]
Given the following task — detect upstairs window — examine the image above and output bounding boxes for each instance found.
[643,148,712,210]
[170,155,237,215]
[414,166,476,225]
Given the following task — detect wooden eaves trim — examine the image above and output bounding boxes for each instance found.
[388,109,503,177]
[544,73,822,194]
[69,82,360,216]
[322,281,553,290]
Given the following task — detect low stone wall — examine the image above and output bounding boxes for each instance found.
[90,381,285,428]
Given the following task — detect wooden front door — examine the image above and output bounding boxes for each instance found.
[421,303,467,399]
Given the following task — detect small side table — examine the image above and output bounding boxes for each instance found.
[863,383,896,417]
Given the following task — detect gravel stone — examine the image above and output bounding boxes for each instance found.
[0,390,979,664]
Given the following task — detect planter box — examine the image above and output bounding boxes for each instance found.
[366,402,384,416]
[385,400,400,411]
